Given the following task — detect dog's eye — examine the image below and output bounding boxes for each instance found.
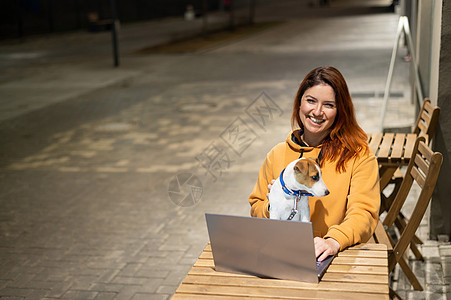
[312,175,319,181]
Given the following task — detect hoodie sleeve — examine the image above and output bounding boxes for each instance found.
[249,151,275,218]
[324,152,380,250]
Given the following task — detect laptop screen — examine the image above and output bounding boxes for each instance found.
[205,213,334,283]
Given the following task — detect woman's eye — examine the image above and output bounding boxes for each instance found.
[325,103,336,108]
[307,99,316,103]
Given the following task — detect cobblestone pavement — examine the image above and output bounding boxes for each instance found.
[0,0,449,299]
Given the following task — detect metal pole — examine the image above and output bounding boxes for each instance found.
[379,18,403,132]
[111,0,119,67]
[402,16,424,105]
[379,16,425,132]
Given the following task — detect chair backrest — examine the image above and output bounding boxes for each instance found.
[382,137,443,272]
[413,98,440,144]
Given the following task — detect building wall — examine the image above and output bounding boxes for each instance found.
[430,0,451,240]
[411,0,449,240]
[416,0,432,97]
[429,0,442,104]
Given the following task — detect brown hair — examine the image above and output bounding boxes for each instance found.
[291,66,368,172]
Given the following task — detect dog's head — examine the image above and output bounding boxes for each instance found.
[293,158,330,197]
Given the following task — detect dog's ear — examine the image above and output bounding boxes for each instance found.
[294,160,308,175]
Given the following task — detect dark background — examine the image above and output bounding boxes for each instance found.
[0,0,234,39]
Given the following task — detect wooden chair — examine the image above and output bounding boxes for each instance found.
[373,138,443,297]
[381,98,440,260]
[383,98,440,205]
[413,98,441,143]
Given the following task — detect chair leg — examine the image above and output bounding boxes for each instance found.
[394,215,424,260]
[398,213,424,245]
[398,256,423,291]
[389,287,403,300]
[379,166,397,191]
[380,193,391,215]
[381,175,403,214]
[409,241,424,261]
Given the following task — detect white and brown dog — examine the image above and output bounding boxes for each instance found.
[269,158,329,222]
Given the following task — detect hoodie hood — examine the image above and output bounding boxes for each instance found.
[286,129,323,156]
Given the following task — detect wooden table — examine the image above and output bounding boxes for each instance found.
[367,132,417,190]
[172,243,389,300]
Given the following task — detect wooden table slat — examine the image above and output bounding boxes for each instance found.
[321,272,387,284]
[404,133,417,160]
[181,274,388,293]
[347,243,388,251]
[175,283,388,300]
[188,266,387,285]
[377,133,395,161]
[332,256,387,266]
[390,133,406,159]
[193,259,215,268]
[337,249,387,258]
[368,133,383,155]
[323,264,388,275]
[173,294,277,300]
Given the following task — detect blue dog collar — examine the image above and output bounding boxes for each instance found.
[279,168,313,198]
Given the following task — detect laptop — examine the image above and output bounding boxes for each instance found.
[205,213,334,283]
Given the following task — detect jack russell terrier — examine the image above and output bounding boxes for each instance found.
[269,158,329,222]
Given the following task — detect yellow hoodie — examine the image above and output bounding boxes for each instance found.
[249,130,380,250]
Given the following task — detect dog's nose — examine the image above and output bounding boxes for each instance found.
[325,190,330,196]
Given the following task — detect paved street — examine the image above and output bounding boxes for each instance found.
[0,0,449,299]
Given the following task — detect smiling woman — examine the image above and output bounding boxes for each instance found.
[249,66,380,262]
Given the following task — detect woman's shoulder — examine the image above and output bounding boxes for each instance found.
[267,141,289,157]
[351,145,378,168]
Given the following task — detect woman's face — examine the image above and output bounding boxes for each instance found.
[299,83,337,140]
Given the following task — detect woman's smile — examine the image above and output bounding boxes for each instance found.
[308,116,325,124]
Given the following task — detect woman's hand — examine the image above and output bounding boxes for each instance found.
[266,179,276,199]
[314,237,340,261]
